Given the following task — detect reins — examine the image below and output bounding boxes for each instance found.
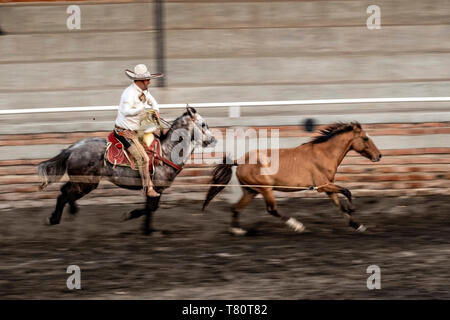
[141,112,181,171]
[159,117,172,128]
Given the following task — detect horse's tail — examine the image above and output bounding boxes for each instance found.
[202,157,237,211]
[37,148,71,190]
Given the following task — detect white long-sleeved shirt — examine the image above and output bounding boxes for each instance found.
[115,83,159,131]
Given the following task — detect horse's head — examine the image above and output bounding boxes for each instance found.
[166,106,217,149]
[350,123,382,162]
[185,106,217,148]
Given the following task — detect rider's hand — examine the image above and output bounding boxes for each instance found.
[153,111,161,122]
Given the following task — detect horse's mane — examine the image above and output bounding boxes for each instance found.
[310,122,360,144]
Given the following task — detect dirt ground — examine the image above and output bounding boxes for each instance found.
[0,195,449,299]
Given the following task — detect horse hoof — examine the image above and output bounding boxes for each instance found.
[69,206,79,216]
[143,228,164,236]
[356,225,367,233]
[286,218,305,233]
[45,217,58,226]
[121,212,131,222]
[229,227,247,236]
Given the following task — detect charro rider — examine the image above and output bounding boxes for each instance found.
[114,64,163,197]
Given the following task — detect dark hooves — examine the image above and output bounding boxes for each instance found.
[122,210,146,221]
[143,228,154,235]
[143,228,167,236]
[45,217,59,226]
[143,227,170,236]
[121,212,132,222]
[69,205,79,215]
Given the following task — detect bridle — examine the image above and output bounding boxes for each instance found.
[143,112,207,172]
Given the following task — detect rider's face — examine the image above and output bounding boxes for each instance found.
[136,79,150,90]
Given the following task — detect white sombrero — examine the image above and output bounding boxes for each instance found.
[125,64,163,80]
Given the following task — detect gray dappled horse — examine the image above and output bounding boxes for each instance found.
[38,107,216,234]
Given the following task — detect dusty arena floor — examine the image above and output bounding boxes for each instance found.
[0,195,449,299]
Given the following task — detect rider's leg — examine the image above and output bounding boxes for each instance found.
[140,146,159,196]
[128,140,159,197]
[127,144,146,189]
[127,143,158,197]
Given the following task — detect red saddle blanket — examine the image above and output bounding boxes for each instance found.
[105,132,161,173]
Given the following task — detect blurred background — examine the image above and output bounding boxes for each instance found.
[0,0,449,299]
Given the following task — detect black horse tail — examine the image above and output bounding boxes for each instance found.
[202,157,237,211]
[38,148,71,190]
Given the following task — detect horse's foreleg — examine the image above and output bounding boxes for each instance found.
[122,195,160,223]
[318,183,355,213]
[230,188,257,235]
[326,192,365,232]
[122,208,146,221]
[142,195,161,235]
[260,188,305,233]
[317,183,353,204]
[143,210,153,235]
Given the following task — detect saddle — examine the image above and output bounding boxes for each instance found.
[105,132,162,173]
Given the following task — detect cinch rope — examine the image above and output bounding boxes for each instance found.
[36,175,322,190]
[155,183,319,190]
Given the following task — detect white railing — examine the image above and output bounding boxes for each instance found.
[0,97,449,117]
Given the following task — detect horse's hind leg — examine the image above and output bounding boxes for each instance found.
[260,188,305,233]
[47,182,71,225]
[47,182,98,225]
[230,187,257,235]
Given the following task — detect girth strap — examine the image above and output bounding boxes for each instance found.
[147,149,183,172]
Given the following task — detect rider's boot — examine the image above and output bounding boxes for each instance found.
[142,166,159,197]
[146,182,160,197]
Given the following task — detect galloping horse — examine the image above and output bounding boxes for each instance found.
[203,122,382,235]
[38,107,216,234]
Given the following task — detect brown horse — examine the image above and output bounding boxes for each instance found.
[202,122,382,235]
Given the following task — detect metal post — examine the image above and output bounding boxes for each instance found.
[154,0,165,87]
[228,106,241,118]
